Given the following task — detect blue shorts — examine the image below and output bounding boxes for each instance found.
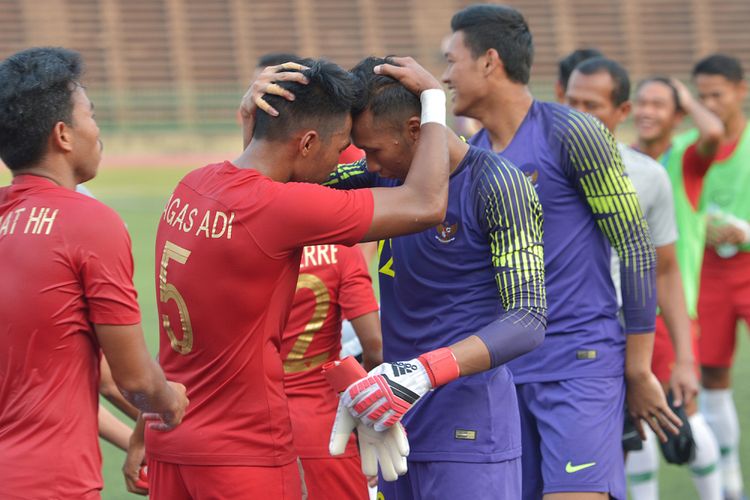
[377,458,520,500]
[516,377,626,500]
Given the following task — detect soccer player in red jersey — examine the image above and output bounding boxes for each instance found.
[282,244,381,500]
[691,55,750,500]
[0,47,188,499]
[145,58,449,499]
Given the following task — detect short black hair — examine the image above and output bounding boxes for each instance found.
[0,47,83,170]
[574,56,630,106]
[256,52,302,68]
[558,48,603,90]
[636,77,683,113]
[450,4,533,84]
[349,56,420,127]
[692,54,744,83]
[253,59,362,142]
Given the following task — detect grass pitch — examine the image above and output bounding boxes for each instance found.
[2,164,747,498]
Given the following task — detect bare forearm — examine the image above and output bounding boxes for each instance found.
[116,359,180,415]
[685,99,723,156]
[625,332,656,378]
[398,122,449,223]
[101,357,140,420]
[97,327,181,416]
[363,122,448,241]
[449,335,491,377]
[350,312,383,371]
[103,386,140,421]
[99,405,133,451]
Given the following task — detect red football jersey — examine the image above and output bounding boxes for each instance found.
[0,175,141,497]
[146,162,373,466]
[282,244,378,458]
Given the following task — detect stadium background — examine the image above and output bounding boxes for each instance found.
[0,0,748,498]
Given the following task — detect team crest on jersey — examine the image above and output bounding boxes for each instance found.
[435,221,459,243]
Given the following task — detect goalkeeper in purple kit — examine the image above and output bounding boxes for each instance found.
[439,5,683,499]
[251,54,546,499]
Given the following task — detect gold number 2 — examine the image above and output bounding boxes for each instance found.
[283,273,331,373]
[159,241,194,355]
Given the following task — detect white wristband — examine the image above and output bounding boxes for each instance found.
[420,89,446,126]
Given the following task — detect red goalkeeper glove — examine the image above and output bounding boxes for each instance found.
[339,348,460,431]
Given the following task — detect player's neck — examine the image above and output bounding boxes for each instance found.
[234,140,295,182]
[636,135,671,161]
[14,161,77,190]
[473,85,533,153]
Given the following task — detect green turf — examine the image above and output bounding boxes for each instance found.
[2,165,748,498]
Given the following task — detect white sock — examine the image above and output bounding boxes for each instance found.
[701,389,744,497]
[688,412,723,500]
[626,427,660,500]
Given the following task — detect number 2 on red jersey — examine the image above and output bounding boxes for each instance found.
[283,273,332,373]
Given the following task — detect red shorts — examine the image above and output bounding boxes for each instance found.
[697,249,750,368]
[651,315,699,383]
[148,459,302,500]
[300,455,369,500]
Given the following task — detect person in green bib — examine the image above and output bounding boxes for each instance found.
[691,54,750,500]
[632,73,726,500]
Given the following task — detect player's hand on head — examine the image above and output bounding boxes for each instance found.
[669,78,694,110]
[240,62,310,119]
[626,370,683,442]
[669,358,699,408]
[374,56,442,94]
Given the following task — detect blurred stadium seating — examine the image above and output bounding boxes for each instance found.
[0,0,748,131]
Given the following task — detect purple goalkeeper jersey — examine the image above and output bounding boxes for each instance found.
[326,145,546,462]
[470,101,657,384]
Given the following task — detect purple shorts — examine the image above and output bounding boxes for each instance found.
[516,377,626,500]
[377,458,521,500]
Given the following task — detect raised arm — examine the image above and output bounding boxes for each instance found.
[248,57,449,246]
[672,78,723,158]
[358,57,448,240]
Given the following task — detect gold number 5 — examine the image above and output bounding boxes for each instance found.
[160,240,194,355]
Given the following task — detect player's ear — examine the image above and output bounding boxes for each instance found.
[485,49,502,77]
[617,101,632,125]
[51,121,74,153]
[299,130,319,158]
[407,116,421,142]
